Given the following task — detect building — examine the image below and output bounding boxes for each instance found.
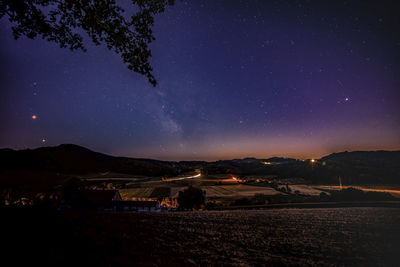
[123,186,183,210]
[114,200,160,211]
[82,189,122,210]
[159,197,179,210]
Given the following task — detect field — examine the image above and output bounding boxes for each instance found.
[288,184,326,195]
[120,184,284,200]
[119,187,187,200]
[3,207,399,266]
[317,185,400,197]
[203,184,282,198]
[119,187,155,199]
[119,173,400,201]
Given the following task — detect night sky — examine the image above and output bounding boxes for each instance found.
[1,0,399,161]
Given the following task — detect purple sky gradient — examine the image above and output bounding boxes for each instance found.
[1,0,399,160]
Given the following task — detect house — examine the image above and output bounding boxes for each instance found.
[159,197,179,210]
[123,186,182,210]
[82,189,122,210]
[114,200,160,211]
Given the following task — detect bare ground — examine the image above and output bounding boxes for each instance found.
[2,207,400,266]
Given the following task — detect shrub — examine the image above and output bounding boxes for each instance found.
[177,186,206,210]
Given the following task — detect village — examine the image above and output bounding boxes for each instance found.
[3,165,400,211]
[71,186,180,212]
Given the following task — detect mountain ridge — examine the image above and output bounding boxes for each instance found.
[1,144,399,185]
[3,143,399,163]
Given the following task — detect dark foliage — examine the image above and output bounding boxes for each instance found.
[319,191,330,201]
[0,0,174,86]
[328,187,396,202]
[177,186,205,210]
[232,197,252,206]
[205,200,218,210]
[61,177,89,207]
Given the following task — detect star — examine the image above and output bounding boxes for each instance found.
[42,138,46,143]
[32,115,37,119]
[337,97,350,104]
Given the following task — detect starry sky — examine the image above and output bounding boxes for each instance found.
[1,0,399,161]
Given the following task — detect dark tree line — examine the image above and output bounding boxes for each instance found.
[178,186,205,210]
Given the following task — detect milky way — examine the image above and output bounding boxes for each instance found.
[1,0,399,160]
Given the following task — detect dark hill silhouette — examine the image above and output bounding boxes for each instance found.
[315,150,400,184]
[321,150,400,162]
[0,145,399,185]
[0,144,183,177]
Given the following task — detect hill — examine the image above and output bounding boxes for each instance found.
[316,150,400,184]
[0,144,186,177]
[1,145,399,187]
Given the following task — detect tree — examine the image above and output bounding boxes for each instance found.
[177,186,205,210]
[253,193,267,205]
[0,0,174,86]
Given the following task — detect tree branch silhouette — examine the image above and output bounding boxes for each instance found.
[0,0,175,86]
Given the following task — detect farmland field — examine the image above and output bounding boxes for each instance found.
[203,184,282,197]
[316,185,400,197]
[119,187,187,200]
[119,187,155,199]
[3,207,399,266]
[288,184,326,195]
[120,182,400,200]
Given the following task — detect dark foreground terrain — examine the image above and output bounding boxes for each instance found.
[2,208,400,266]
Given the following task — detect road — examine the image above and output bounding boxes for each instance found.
[163,173,201,182]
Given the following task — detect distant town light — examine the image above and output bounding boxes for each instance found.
[310,159,316,163]
[262,161,271,165]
